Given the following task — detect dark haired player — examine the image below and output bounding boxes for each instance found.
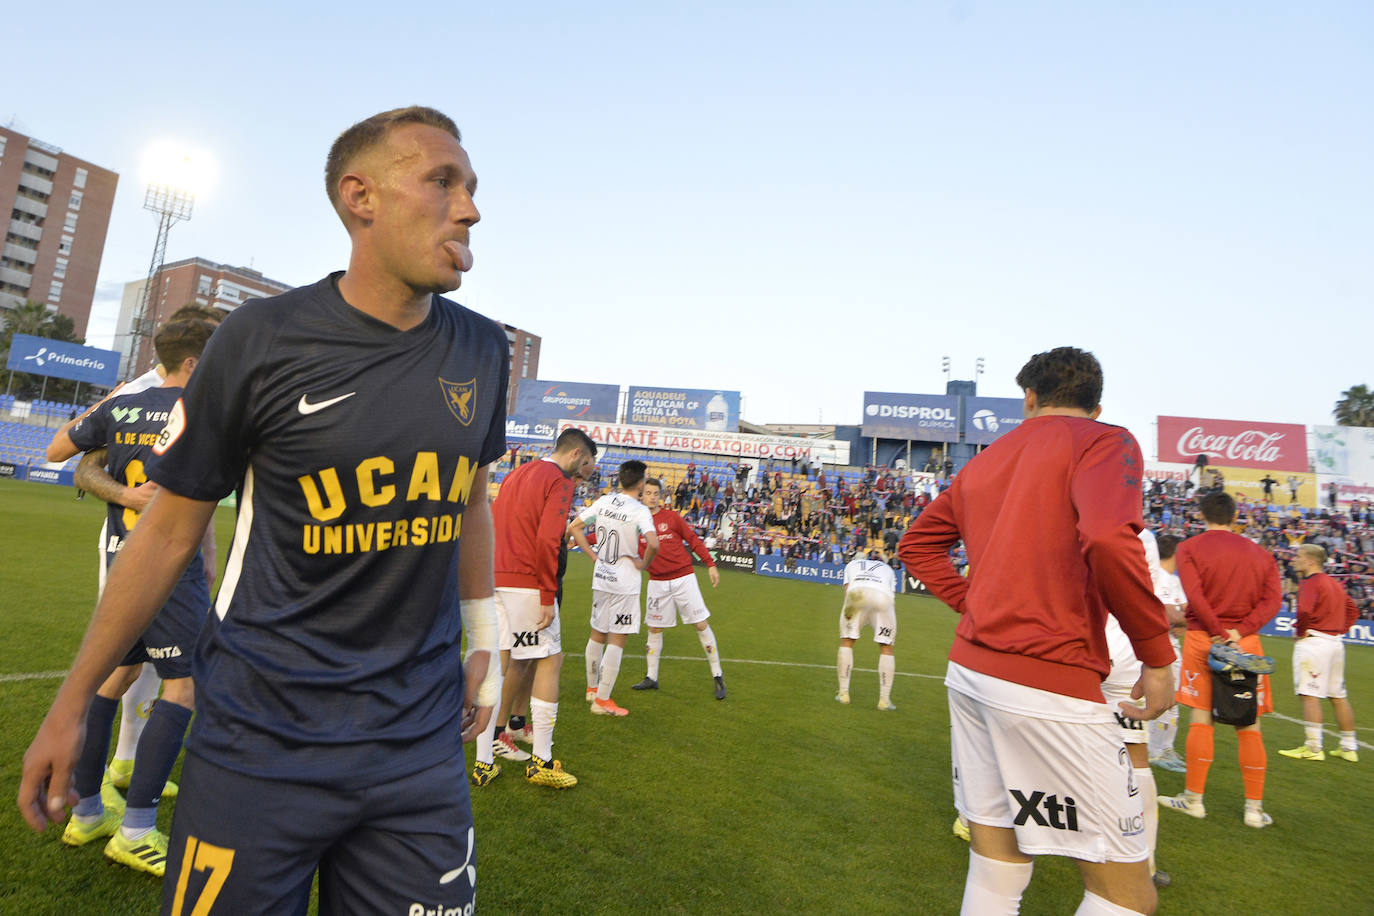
[1159,490,1281,829]
[631,477,726,699]
[45,318,215,875]
[472,427,599,789]
[570,460,659,717]
[46,303,227,801]
[900,347,1174,916]
[21,106,503,915]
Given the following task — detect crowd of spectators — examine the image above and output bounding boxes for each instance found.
[495,445,1374,623]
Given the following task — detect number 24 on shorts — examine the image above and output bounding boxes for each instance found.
[169,835,235,916]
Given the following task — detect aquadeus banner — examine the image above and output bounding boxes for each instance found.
[862,392,959,442]
[557,420,850,465]
[626,386,740,431]
[1156,416,1308,472]
[7,334,120,387]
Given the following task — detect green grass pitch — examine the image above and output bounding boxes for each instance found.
[0,478,1369,914]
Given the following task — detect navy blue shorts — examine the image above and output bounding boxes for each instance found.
[119,566,209,680]
[161,750,476,916]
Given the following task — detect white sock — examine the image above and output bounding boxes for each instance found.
[878,654,895,703]
[698,626,722,677]
[113,665,161,762]
[1074,890,1141,915]
[837,646,853,693]
[961,850,1033,916]
[474,669,502,766]
[1159,705,1178,750]
[1340,730,1357,752]
[597,644,623,700]
[646,631,663,681]
[585,639,604,690]
[1244,798,1263,814]
[1134,765,1157,876]
[1305,722,1323,750]
[1147,707,1178,758]
[530,698,557,761]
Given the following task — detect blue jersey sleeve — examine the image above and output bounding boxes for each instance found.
[146,304,265,500]
[479,341,509,467]
[67,399,113,453]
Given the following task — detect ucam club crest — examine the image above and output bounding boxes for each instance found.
[439,378,477,426]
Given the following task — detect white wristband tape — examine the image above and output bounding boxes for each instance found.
[461,596,500,707]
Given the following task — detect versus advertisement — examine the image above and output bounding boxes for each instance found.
[862,392,959,442]
[7,334,121,387]
[1156,415,1308,473]
[626,386,740,432]
[513,379,619,423]
[963,397,1025,446]
[712,550,757,573]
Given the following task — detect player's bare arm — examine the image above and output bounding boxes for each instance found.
[18,488,215,831]
[1118,664,1175,722]
[73,448,160,510]
[634,530,661,571]
[456,463,496,743]
[44,384,127,461]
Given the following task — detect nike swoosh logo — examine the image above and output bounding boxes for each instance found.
[298,391,357,415]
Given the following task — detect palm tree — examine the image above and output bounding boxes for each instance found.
[1,299,85,402]
[1334,384,1374,428]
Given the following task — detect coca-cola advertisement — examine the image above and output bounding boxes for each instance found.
[1156,416,1308,472]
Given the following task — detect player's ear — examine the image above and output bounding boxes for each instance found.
[337,172,376,226]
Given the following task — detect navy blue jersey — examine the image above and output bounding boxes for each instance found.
[146,274,508,789]
[68,385,201,570]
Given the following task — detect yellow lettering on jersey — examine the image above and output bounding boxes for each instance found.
[376,520,393,551]
[407,451,442,501]
[324,526,344,554]
[446,456,476,505]
[356,456,395,507]
[435,514,453,542]
[169,834,235,916]
[299,469,346,521]
[393,519,409,546]
[299,512,463,556]
[412,516,430,545]
[303,527,320,554]
[122,459,147,532]
[355,523,374,551]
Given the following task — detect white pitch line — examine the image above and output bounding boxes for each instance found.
[0,670,65,684]
[6,658,1372,747]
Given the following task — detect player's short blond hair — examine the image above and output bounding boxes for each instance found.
[1298,543,1327,566]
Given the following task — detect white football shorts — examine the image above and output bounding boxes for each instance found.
[948,686,1147,863]
[495,587,561,660]
[839,586,896,645]
[591,590,641,636]
[645,574,710,628]
[1293,632,1347,699]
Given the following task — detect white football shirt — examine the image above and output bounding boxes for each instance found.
[844,557,896,593]
[580,492,655,595]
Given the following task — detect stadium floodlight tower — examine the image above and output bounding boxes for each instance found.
[127,181,194,380]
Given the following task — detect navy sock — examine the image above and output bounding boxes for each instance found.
[508,715,526,731]
[75,695,120,803]
[124,699,193,826]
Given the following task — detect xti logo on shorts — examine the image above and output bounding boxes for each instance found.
[878,627,893,639]
[615,613,632,626]
[512,631,539,647]
[1010,790,1079,831]
[1112,710,1144,731]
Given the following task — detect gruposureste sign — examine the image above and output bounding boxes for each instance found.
[1156,415,1308,473]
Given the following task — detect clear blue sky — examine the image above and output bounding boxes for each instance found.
[6,1,1371,456]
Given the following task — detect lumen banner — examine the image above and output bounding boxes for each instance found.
[963,397,1025,446]
[512,379,619,423]
[861,392,959,442]
[7,334,120,387]
[1156,415,1308,472]
[626,386,740,431]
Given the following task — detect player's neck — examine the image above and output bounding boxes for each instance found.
[1204,523,1231,532]
[337,261,433,331]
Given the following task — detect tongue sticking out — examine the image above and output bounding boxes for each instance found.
[443,240,474,272]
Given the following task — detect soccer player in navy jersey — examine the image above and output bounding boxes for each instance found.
[43,318,215,876]
[20,106,503,915]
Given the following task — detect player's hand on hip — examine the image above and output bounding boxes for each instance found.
[536,603,555,631]
[708,566,720,588]
[17,709,85,831]
[123,480,160,512]
[1120,664,1175,722]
